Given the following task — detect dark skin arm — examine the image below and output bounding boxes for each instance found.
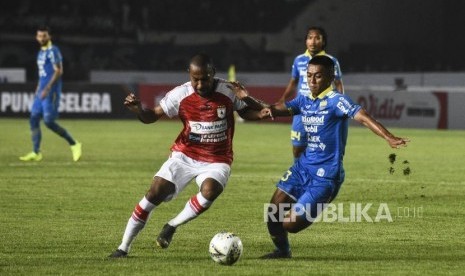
[228,81,272,120]
[354,109,409,148]
[237,107,272,121]
[124,93,165,123]
[270,102,409,148]
[269,101,293,117]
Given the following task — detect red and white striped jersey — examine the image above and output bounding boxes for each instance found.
[159,78,247,165]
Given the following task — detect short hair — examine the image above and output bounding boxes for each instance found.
[306,26,327,49]
[189,53,215,74]
[308,55,335,77]
[37,25,51,34]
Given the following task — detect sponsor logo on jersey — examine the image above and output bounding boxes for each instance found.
[339,97,351,106]
[305,125,318,133]
[337,101,349,114]
[309,135,321,142]
[200,132,227,143]
[189,119,228,134]
[302,115,325,125]
[188,131,227,143]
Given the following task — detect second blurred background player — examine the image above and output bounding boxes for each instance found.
[277,26,344,160]
[19,26,82,162]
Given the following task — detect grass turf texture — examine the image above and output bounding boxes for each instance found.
[1,118,464,275]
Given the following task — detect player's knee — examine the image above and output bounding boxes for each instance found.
[43,116,56,128]
[200,181,223,201]
[283,218,312,233]
[29,114,41,127]
[146,179,176,204]
[292,146,305,158]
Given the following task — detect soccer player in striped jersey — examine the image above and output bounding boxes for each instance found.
[19,26,81,162]
[261,56,409,258]
[109,54,271,258]
[277,26,344,160]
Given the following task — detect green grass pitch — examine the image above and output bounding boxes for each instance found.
[1,118,464,275]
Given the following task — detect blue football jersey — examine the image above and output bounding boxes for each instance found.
[286,86,361,181]
[291,50,343,97]
[37,42,63,95]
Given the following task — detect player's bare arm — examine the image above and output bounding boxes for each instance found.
[40,62,63,99]
[124,93,165,124]
[270,102,293,117]
[237,106,272,121]
[227,81,273,120]
[354,109,410,148]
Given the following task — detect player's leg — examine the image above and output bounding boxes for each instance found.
[261,188,295,259]
[110,176,176,258]
[20,98,43,161]
[166,177,223,227]
[157,161,229,248]
[262,162,310,259]
[42,100,82,161]
[291,115,306,161]
[283,179,337,233]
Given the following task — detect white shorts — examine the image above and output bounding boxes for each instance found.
[155,151,231,201]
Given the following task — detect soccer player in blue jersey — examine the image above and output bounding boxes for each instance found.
[278,26,344,160]
[260,55,409,258]
[19,26,82,162]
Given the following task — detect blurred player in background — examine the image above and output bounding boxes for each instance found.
[277,26,344,160]
[259,56,409,258]
[19,26,82,162]
[109,53,271,258]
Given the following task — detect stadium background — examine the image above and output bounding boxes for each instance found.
[1,0,464,129]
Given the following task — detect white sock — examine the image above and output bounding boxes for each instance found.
[168,192,212,227]
[118,197,155,253]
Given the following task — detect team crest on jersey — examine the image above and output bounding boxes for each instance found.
[319,100,327,110]
[217,105,226,119]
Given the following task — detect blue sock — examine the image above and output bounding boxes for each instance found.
[44,120,75,145]
[31,127,41,153]
[30,115,41,153]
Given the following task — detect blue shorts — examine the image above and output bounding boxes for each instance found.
[277,162,341,220]
[290,114,306,147]
[31,94,60,121]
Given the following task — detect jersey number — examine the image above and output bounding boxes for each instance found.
[281,170,292,182]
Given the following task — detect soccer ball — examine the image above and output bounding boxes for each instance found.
[209,232,243,265]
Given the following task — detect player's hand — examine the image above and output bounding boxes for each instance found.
[124,93,142,113]
[227,81,248,100]
[40,86,50,99]
[387,137,410,149]
[259,108,274,120]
